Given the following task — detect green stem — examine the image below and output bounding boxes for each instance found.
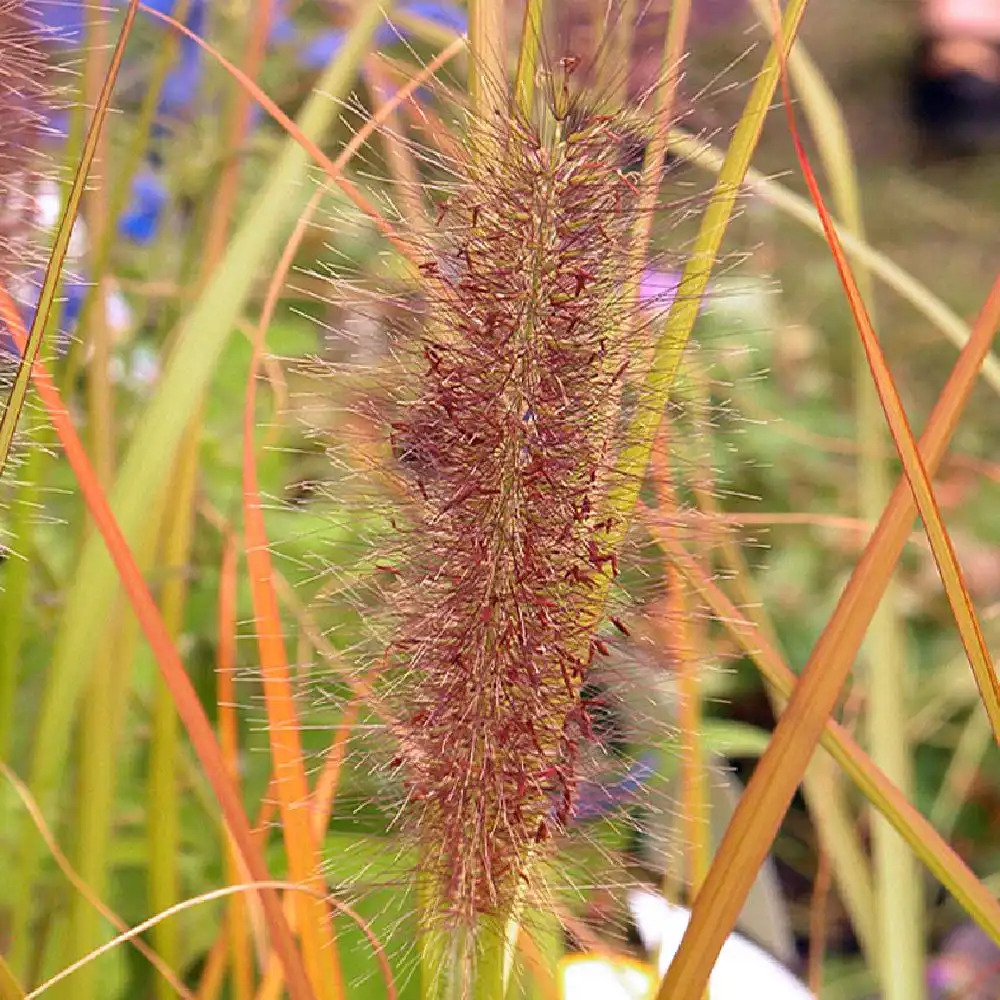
[0,421,44,764]
[513,0,544,117]
[148,419,199,1000]
[469,0,506,119]
[61,609,136,1000]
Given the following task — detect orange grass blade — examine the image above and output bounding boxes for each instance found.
[648,521,1000,947]
[516,929,560,1000]
[0,290,315,1000]
[807,847,832,995]
[195,938,227,1000]
[626,0,691,323]
[772,18,1000,744]
[242,205,342,1000]
[238,171,329,1000]
[239,37,472,994]
[217,533,255,1000]
[0,959,22,1000]
[654,245,1000,1000]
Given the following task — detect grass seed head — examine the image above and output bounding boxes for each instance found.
[383,64,656,926]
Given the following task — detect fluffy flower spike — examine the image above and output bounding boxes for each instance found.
[381,59,661,926]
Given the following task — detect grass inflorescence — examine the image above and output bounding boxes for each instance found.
[384,67,647,924]
[0,0,54,351]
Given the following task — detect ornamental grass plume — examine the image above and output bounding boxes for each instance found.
[325,20,701,952]
[388,89,640,921]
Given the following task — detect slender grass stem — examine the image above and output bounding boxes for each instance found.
[64,604,137,1000]
[513,0,544,117]
[0,419,46,764]
[668,128,1000,391]
[469,0,506,120]
[605,0,810,551]
[148,421,198,1000]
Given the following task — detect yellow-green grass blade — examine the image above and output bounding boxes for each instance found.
[606,0,811,544]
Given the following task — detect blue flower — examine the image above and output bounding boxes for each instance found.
[400,1,467,34]
[299,29,345,72]
[61,273,88,327]
[300,2,467,70]
[268,0,296,45]
[32,0,203,46]
[154,0,207,119]
[118,168,168,245]
[30,0,88,46]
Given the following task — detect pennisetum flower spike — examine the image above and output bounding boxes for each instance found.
[358,17,689,990]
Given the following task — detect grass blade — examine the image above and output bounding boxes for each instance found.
[216,533,256,1000]
[242,195,341,999]
[0,290,316,1000]
[748,9,925,992]
[774,16,1000,747]
[649,527,1000,948]
[606,0,811,541]
[12,1,386,975]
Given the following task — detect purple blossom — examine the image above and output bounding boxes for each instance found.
[299,29,345,72]
[376,1,467,45]
[301,3,467,71]
[401,1,467,34]
[640,268,682,314]
[118,168,168,245]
